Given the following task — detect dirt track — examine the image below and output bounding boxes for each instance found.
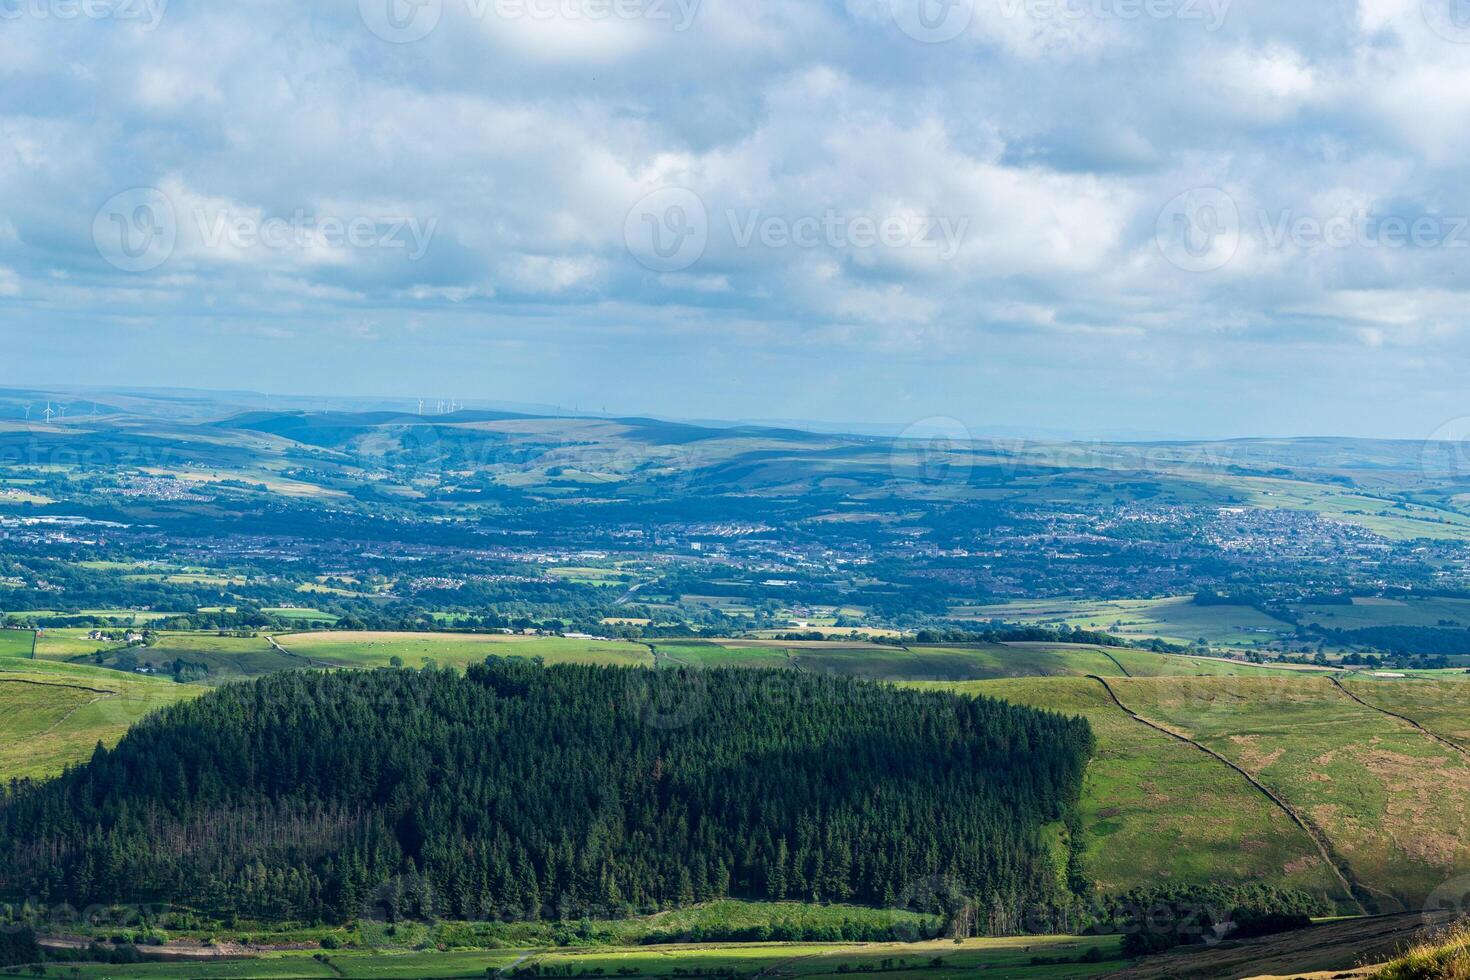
[1103,911,1455,980]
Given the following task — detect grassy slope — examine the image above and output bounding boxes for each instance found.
[0,656,198,780]
[6,632,1470,915]
[788,643,1126,682]
[1119,676,1470,909]
[274,630,655,669]
[102,633,303,681]
[1373,920,1470,979]
[1343,675,1470,748]
[919,678,1343,899]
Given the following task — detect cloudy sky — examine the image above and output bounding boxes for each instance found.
[2,0,1469,438]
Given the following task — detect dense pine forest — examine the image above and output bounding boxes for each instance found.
[0,660,1094,929]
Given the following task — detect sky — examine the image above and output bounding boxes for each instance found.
[2,0,1470,439]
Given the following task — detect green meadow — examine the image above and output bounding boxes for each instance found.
[0,657,198,780]
[949,596,1292,647]
[1121,675,1470,910]
[273,630,654,669]
[53,933,1124,980]
[1342,675,1470,748]
[0,629,34,658]
[927,677,1347,902]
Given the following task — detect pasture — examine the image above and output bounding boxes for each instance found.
[52,933,1124,979]
[273,630,654,669]
[0,657,198,780]
[82,632,304,682]
[938,677,1347,902]
[0,628,34,658]
[1295,595,1470,630]
[1342,674,1470,748]
[33,627,128,660]
[950,596,1293,648]
[1118,675,1470,910]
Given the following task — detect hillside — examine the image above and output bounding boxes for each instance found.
[0,659,1094,926]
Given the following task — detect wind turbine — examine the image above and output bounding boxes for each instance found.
[21,404,30,421]
[57,404,67,421]
[417,399,424,416]
[42,403,54,424]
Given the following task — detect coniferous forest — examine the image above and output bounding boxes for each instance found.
[0,659,1094,927]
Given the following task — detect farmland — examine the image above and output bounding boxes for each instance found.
[951,596,1295,648]
[273,630,654,668]
[0,656,198,780]
[1109,675,1470,909]
[926,677,1348,901]
[10,401,1470,973]
[6,629,1468,915]
[0,629,34,658]
[49,934,1125,979]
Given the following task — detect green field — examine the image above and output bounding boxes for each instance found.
[932,677,1347,901]
[1342,675,1470,748]
[0,656,199,780]
[33,627,127,660]
[0,629,34,658]
[787,643,1126,681]
[60,632,305,682]
[1099,646,1331,677]
[1119,675,1470,910]
[950,596,1293,648]
[262,607,340,623]
[1295,595,1470,630]
[52,933,1124,979]
[657,639,1310,682]
[274,631,654,669]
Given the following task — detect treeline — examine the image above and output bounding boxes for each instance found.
[915,626,1128,648]
[1310,625,1470,657]
[1100,884,1326,955]
[0,660,1094,929]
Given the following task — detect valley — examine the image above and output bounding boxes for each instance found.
[4,391,1470,978]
